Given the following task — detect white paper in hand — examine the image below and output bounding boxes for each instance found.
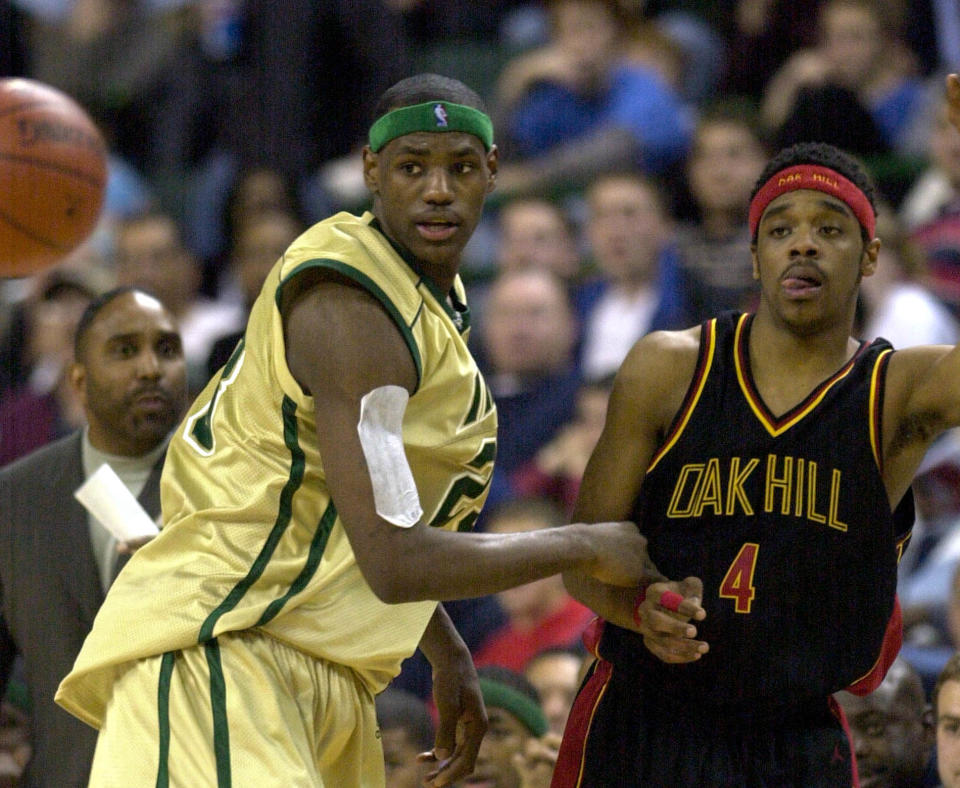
[74,463,160,542]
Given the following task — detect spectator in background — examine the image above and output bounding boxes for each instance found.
[197,165,306,298]
[388,0,531,103]
[374,687,436,788]
[899,431,960,644]
[467,195,585,336]
[472,665,553,788]
[511,374,613,516]
[625,2,728,106]
[0,271,96,466]
[113,210,244,394]
[492,0,693,199]
[858,210,959,347]
[906,88,960,319]
[0,270,96,398]
[834,656,935,788]
[474,498,595,673]
[0,287,187,787]
[20,0,182,177]
[935,652,960,788]
[578,171,691,380]
[205,208,305,377]
[153,0,411,265]
[524,646,585,737]
[496,197,582,281]
[761,0,927,157]
[901,79,960,231]
[901,558,960,700]
[719,0,821,101]
[477,268,581,510]
[0,693,30,786]
[674,100,768,322]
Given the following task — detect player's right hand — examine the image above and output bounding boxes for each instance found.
[636,578,709,664]
[584,520,659,587]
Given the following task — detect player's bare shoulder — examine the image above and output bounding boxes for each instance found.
[884,343,956,415]
[613,326,703,430]
[618,326,702,388]
[884,342,960,444]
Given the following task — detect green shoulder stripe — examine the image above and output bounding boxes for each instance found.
[189,337,245,452]
[279,258,423,391]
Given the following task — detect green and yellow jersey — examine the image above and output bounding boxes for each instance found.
[57,211,497,729]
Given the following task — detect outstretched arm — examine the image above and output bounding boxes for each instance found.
[563,330,708,663]
[882,76,960,499]
[282,270,653,603]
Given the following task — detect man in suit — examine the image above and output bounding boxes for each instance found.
[0,286,187,786]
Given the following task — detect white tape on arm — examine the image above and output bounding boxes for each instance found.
[357,385,423,528]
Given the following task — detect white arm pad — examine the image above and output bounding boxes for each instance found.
[357,385,424,528]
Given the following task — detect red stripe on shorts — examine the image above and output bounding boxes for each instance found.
[829,694,860,788]
[551,658,614,788]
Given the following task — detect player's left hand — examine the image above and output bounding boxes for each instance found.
[947,74,960,133]
[636,577,709,664]
[419,646,487,787]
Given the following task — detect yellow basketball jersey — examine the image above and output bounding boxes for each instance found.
[57,211,497,729]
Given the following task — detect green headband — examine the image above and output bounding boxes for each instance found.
[368,101,494,152]
[478,678,548,737]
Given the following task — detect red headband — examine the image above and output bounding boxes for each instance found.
[748,164,875,240]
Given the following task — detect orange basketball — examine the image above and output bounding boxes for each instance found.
[0,78,108,277]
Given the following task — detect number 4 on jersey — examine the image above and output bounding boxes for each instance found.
[719,542,759,613]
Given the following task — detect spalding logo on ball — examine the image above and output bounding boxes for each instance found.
[0,78,108,277]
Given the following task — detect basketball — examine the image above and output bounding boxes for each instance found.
[0,78,108,277]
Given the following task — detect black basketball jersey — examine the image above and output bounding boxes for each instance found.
[599,312,913,709]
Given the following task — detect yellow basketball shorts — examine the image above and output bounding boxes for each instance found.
[88,629,386,787]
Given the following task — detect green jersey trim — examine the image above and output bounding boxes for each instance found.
[416,274,471,334]
[198,396,306,643]
[368,216,471,334]
[255,501,338,627]
[155,651,175,788]
[205,639,231,786]
[280,258,424,391]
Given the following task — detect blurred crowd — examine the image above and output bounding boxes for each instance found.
[2,0,960,785]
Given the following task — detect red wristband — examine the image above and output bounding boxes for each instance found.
[660,590,684,612]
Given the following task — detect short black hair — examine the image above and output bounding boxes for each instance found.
[74,285,156,362]
[374,688,435,750]
[372,73,487,120]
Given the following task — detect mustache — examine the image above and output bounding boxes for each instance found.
[126,385,175,406]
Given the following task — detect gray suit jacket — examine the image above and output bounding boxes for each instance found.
[0,431,164,788]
